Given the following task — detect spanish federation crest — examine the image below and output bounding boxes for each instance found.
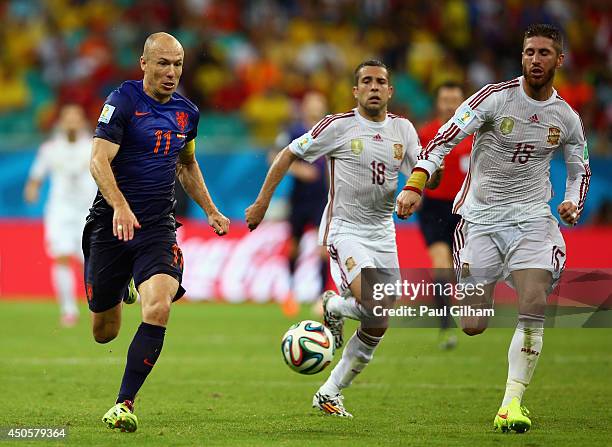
[547,127,561,145]
[500,117,514,135]
[350,139,364,155]
[393,143,404,160]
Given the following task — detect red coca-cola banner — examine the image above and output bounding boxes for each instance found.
[1,219,611,301]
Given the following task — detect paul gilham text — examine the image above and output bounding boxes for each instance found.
[373,305,495,318]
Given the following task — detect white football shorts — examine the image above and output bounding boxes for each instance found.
[453,216,566,287]
[327,233,400,295]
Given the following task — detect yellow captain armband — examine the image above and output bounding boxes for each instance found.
[179,139,196,163]
[402,168,429,195]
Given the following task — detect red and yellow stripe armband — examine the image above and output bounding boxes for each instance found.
[402,168,429,195]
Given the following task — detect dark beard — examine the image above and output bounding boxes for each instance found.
[361,102,385,117]
[522,65,555,91]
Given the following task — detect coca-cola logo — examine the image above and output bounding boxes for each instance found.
[178,222,323,303]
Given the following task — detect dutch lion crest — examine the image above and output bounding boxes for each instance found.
[176,111,189,132]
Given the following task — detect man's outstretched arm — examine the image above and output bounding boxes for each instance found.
[177,139,230,235]
[245,147,298,231]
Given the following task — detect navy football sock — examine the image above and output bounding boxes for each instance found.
[117,322,166,404]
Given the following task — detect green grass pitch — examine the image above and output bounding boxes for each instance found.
[1,300,610,446]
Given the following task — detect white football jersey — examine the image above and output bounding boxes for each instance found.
[29,131,97,218]
[289,108,421,245]
[415,76,591,225]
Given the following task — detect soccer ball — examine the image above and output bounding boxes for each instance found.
[281,320,335,375]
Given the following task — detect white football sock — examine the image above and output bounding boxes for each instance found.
[326,293,367,321]
[318,329,382,396]
[501,314,544,406]
[52,263,78,316]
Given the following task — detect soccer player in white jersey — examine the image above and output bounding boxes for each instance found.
[398,24,591,433]
[246,60,440,417]
[24,104,98,327]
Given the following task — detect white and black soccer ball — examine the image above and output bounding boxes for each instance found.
[281,320,335,375]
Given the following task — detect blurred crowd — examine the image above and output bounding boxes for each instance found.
[0,0,610,154]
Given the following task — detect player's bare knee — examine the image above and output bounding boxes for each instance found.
[93,328,118,344]
[519,294,547,317]
[93,334,114,344]
[142,300,171,326]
